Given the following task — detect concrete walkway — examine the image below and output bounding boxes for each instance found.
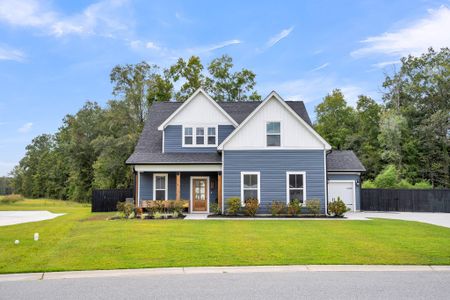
[0,265,449,282]
[347,212,450,228]
[0,211,65,226]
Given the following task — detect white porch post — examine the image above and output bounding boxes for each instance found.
[137,171,141,207]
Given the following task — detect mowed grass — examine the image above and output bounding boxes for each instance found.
[0,199,449,274]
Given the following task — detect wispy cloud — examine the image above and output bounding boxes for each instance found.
[187,39,242,54]
[352,6,450,58]
[267,26,294,48]
[129,39,160,50]
[17,122,33,133]
[0,0,131,37]
[0,45,25,62]
[371,60,401,69]
[310,63,329,72]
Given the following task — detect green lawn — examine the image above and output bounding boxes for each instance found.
[0,199,449,274]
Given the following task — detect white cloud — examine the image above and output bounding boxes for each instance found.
[187,39,242,54]
[267,26,294,48]
[0,46,25,62]
[371,60,401,69]
[0,0,131,37]
[352,6,450,58]
[310,63,329,72]
[18,122,33,133]
[146,41,160,50]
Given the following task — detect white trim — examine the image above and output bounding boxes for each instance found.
[137,171,141,207]
[286,171,307,205]
[328,180,356,212]
[218,91,331,150]
[135,165,221,172]
[182,124,218,147]
[324,150,328,215]
[190,176,210,213]
[327,172,362,175]
[162,130,165,153]
[221,153,225,214]
[240,171,261,206]
[265,121,282,147]
[153,173,168,200]
[158,88,238,130]
[218,147,327,151]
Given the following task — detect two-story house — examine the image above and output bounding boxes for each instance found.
[126,88,365,214]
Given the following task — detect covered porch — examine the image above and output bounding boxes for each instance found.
[134,164,222,213]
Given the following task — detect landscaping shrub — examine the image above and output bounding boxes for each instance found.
[173,199,186,214]
[226,197,241,215]
[117,201,134,218]
[362,180,376,189]
[0,194,24,204]
[270,201,286,216]
[328,197,349,217]
[153,211,162,219]
[244,198,259,216]
[210,203,221,215]
[287,200,301,216]
[412,180,432,189]
[306,199,321,216]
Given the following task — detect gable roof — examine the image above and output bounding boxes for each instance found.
[126,98,313,164]
[327,150,366,172]
[217,91,331,150]
[157,88,238,130]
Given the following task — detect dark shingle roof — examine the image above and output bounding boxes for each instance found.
[126,100,312,164]
[327,150,366,172]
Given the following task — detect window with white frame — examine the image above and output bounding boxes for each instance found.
[183,125,218,146]
[207,127,216,145]
[266,122,281,146]
[286,172,306,204]
[184,127,193,145]
[241,172,260,204]
[153,174,168,200]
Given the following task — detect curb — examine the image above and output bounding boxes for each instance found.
[1,265,449,282]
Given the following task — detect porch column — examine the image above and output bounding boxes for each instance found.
[176,172,181,201]
[218,172,222,212]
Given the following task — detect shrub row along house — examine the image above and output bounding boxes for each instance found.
[126,89,365,214]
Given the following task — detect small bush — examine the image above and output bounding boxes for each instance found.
[226,197,241,216]
[362,180,376,189]
[135,207,143,217]
[287,200,301,216]
[244,198,259,217]
[412,180,432,189]
[173,200,185,214]
[172,211,179,218]
[328,197,349,217]
[117,201,134,218]
[153,211,162,219]
[270,201,286,216]
[210,203,221,215]
[306,199,321,216]
[0,194,24,204]
[374,164,398,188]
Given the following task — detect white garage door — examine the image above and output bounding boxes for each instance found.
[328,181,355,211]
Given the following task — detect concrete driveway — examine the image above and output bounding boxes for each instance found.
[347,212,450,228]
[0,211,65,226]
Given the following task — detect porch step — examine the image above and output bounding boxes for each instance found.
[184,214,209,220]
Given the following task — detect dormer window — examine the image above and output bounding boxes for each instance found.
[183,125,218,147]
[266,121,281,147]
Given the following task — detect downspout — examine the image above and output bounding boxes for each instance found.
[325,149,332,215]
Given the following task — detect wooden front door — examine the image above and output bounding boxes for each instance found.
[192,178,208,212]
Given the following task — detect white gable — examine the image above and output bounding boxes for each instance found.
[221,95,330,150]
[158,89,237,129]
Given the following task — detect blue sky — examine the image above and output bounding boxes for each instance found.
[0,0,449,176]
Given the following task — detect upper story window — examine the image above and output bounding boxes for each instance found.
[266,121,281,147]
[183,125,218,147]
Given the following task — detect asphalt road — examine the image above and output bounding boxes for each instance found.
[1,271,449,300]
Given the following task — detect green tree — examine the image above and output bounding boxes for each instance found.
[315,89,356,149]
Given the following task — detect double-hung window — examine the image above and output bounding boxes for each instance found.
[267,122,281,147]
[286,172,306,205]
[241,172,260,205]
[153,173,168,200]
[207,127,216,145]
[184,127,193,145]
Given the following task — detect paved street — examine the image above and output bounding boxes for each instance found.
[1,269,449,300]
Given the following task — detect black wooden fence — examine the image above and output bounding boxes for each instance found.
[92,189,133,212]
[361,189,450,212]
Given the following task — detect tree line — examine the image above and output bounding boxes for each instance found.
[10,48,449,202]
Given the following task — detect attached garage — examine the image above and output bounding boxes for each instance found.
[328,180,356,211]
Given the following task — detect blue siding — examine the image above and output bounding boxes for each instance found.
[139,171,218,210]
[164,125,235,153]
[223,150,326,214]
[327,173,361,210]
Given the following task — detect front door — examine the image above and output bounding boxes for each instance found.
[192,178,208,212]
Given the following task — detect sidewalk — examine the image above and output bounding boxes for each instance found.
[1,265,449,282]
